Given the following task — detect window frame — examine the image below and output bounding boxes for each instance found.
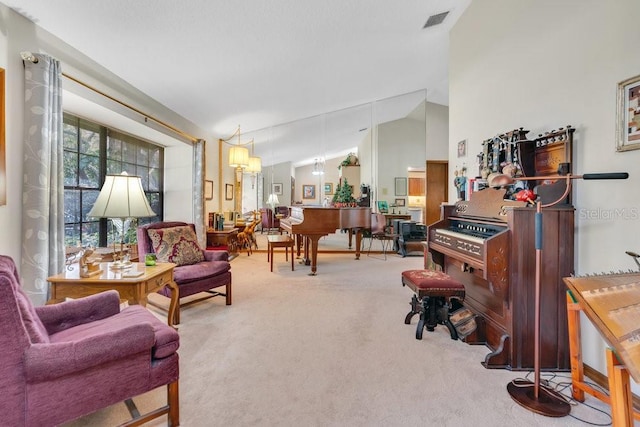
[63,113,163,248]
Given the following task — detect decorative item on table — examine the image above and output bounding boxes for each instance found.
[453,167,467,201]
[213,213,225,231]
[65,245,83,269]
[145,253,157,266]
[87,172,156,270]
[79,248,102,278]
[514,189,536,204]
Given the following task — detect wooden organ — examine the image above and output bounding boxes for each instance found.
[429,126,575,371]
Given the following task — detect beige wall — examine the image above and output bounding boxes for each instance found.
[450,0,640,384]
[0,4,210,269]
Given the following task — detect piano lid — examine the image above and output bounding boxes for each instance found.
[454,188,527,222]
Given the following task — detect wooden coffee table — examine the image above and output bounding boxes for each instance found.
[47,262,179,327]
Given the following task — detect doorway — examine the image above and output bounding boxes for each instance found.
[425,161,448,226]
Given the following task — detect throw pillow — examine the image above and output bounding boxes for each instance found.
[147,225,205,266]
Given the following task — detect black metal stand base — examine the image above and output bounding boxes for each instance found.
[507,380,571,418]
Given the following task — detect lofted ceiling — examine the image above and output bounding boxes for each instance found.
[4,0,471,165]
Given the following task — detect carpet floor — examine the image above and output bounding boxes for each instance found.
[64,232,616,426]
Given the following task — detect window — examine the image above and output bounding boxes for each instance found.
[63,113,163,247]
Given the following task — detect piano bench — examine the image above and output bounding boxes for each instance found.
[267,235,295,272]
[401,270,465,340]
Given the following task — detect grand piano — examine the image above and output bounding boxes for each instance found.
[280,206,371,275]
[428,126,576,371]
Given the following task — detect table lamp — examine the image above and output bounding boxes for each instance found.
[87,172,156,268]
[266,193,279,211]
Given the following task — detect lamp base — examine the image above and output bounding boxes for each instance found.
[109,261,132,270]
[507,379,570,417]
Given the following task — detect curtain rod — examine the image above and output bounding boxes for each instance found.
[20,51,201,144]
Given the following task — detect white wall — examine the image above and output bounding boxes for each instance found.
[376,117,426,206]
[425,101,449,160]
[263,162,292,207]
[450,0,640,384]
[0,5,210,269]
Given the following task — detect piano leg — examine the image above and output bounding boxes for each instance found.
[347,229,354,249]
[307,235,322,276]
[295,234,302,258]
[302,236,310,266]
[354,229,363,260]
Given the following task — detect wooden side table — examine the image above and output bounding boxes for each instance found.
[47,262,179,327]
[267,235,294,272]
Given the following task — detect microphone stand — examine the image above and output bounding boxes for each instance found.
[505,172,628,417]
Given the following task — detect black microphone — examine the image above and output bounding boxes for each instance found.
[582,172,629,180]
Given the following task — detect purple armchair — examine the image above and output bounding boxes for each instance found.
[260,208,281,233]
[0,255,179,426]
[138,221,232,324]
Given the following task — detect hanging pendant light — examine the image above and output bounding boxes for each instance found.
[246,139,262,174]
[228,125,249,168]
[312,158,325,175]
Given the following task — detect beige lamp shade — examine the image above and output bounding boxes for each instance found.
[246,156,262,173]
[87,172,155,219]
[228,146,249,168]
[266,193,279,207]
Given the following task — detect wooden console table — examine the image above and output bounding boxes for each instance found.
[206,227,239,259]
[47,262,179,327]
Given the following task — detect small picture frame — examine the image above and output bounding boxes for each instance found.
[324,183,333,195]
[394,177,407,196]
[457,139,467,157]
[225,183,233,200]
[204,180,213,200]
[616,74,640,152]
[272,183,283,195]
[377,201,389,214]
[303,184,316,199]
[395,198,405,207]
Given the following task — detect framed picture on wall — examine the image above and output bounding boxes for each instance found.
[272,183,283,195]
[394,177,407,196]
[204,180,213,200]
[303,184,315,199]
[324,183,333,195]
[616,73,640,152]
[457,139,467,157]
[377,201,389,213]
[395,198,405,207]
[225,183,233,200]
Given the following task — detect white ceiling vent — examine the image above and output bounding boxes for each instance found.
[423,11,449,29]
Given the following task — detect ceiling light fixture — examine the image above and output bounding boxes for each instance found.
[228,125,249,169]
[312,158,325,176]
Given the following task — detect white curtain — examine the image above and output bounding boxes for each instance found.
[193,139,205,247]
[21,54,64,306]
